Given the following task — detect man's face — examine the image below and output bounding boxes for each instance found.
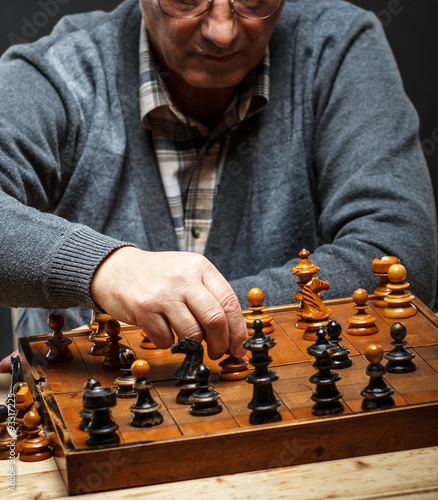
[139,0,283,90]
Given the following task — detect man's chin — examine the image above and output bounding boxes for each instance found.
[183,71,247,90]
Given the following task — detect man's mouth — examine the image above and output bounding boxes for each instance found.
[202,52,238,63]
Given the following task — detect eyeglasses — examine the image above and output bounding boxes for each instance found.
[157,0,284,20]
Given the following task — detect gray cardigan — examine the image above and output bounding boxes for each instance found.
[0,0,436,335]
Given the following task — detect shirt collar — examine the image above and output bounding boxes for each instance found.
[139,20,270,131]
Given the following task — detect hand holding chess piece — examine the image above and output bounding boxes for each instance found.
[90,247,248,360]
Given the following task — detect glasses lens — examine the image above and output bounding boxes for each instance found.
[159,0,208,18]
[158,0,283,19]
[235,0,283,20]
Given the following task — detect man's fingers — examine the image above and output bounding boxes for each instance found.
[200,269,248,358]
[137,313,176,350]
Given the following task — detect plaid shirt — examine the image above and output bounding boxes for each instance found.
[139,22,270,253]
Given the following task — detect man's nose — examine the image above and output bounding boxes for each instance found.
[201,0,238,48]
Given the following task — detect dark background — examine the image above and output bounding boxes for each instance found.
[0,0,437,356]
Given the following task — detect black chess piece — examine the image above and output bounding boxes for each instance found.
[384,322,416,373]
[83,386,119,446]
[7,355,24,399]
[101,319,127,369]
[171,337,204,405]
[129,360,163,427]
[189,365,222,416]
[326,320,352,369]
[307,328,344,416]
[244,319,282,425]
[361,344,395,411]
[114,347,137,398]
[79,378,101,431]
[45,312,74,362]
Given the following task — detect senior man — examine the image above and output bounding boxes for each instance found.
[0,0,435,368]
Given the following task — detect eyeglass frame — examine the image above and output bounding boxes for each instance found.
[157,0,285,21]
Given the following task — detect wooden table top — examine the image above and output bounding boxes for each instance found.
[0,371,437,500]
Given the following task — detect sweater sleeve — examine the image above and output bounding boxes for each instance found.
[230,11,437,308]
[0,55,132,310]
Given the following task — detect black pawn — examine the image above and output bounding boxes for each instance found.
[307,328,344,416]
[384,322,416,373]
[326,320,352,369]
[45,312,74,362]
[362,344,395,411]
[189,365,222,416]
[7,355,24,399]
[83,386,119,446]
[129,360,163,428]
[114,347,137,398]
[244,319,282,425]
[79,378,101,431]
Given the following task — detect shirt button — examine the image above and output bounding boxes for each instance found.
[191,227,201,239]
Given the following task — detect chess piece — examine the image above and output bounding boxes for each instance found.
[88,310,98,333]
[89,312,111,355]
[372,256,400,307]
[383,264,417,319]
[19,410,52,462]
[7,355,24,399]
[101,319,127,369]
[79,378,101,431]
[115,347,137,398]
[218,352,250,381]
[140,331,158,350]
[45,312,74,362]
[14,381,35,453]
[244,319,282,425]
[244,287,273,335]
[361,344,395,411]
[0,405,14,460]
[83,386,119,446]
[326,320,352,369]
[189,365,222,416]
[296,276,332,341]
[384,322,416,373]
[171,337,204,405]
[291,248,320,329]
[347,288,378,336]
[129,360,163,427]
[307,328,344,416]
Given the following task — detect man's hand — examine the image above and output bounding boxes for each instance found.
[90,248,248,360]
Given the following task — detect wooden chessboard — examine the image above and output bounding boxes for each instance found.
[18,295,438,495]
